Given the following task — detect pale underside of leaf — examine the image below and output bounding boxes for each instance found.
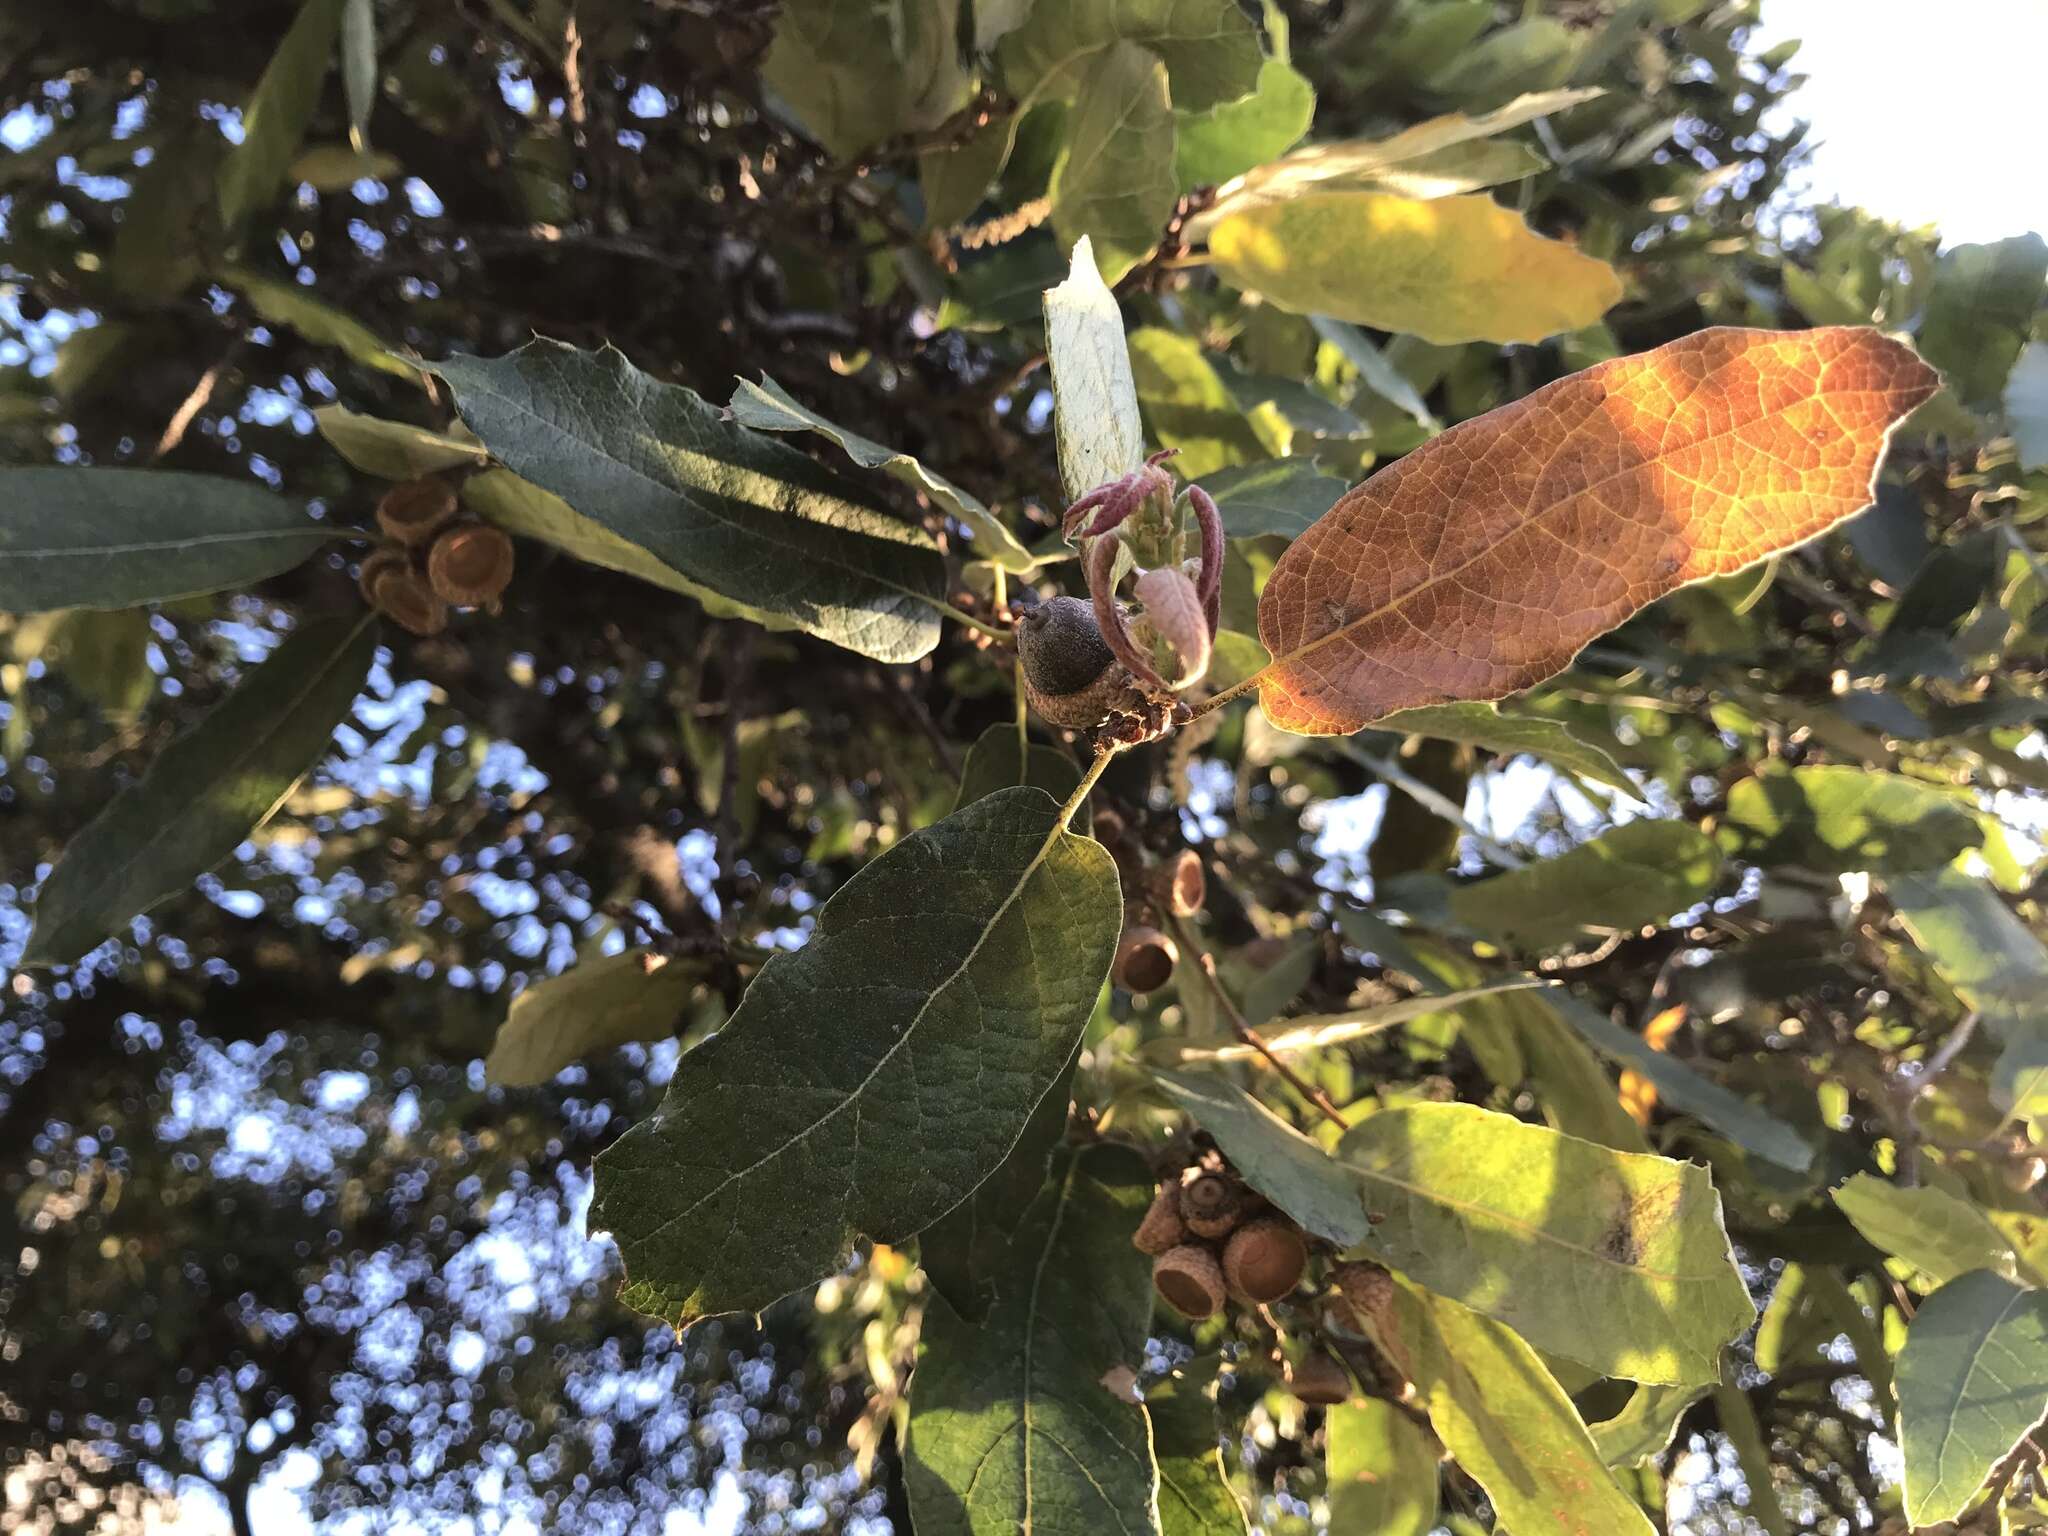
[1043,237,1147,499]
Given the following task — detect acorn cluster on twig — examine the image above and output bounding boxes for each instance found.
[357,476,515,636]
[1133,1158,1310,1322]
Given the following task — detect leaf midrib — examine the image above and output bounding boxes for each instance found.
[2,526,333,561]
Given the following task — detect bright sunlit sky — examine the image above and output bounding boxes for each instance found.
[1753,0,2048,247]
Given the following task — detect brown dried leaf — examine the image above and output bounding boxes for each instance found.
[1254,327,1938,735]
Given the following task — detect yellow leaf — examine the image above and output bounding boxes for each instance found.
[1207,189,1623,345]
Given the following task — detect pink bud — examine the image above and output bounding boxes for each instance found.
[1133,565,1211,690]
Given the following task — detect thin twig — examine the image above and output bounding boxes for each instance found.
[150,338,246,461]
[1166,910,1350,1131]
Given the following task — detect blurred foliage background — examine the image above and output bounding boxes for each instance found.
[2,0,2045,1532]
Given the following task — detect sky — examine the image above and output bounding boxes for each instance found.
[1752,0,2048,247]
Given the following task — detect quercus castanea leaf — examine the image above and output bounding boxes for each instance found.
[1898,1271,2048,1527]
[1255,326,1940,734]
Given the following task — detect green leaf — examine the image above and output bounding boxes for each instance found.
[998,0,1262,114]
[731,374,1039,574]
[761,0,973,160]
[1185,90,1594,241]
[1831,1173,2019,1286]
[1127,328,1268,479]
[1507,990,1651,1153]
[1196,459,1346,541]
[340,0,376,150]
[1431,19,1578,110]
[1588,1383,1701,1468]
[1309,318,1442,432]
[291,144,399,191]
[1152,1070,1370,1247]
[918,1044,1078,1325]
[2007,340,2048,471]
[25,613,375,967]
[1450,820,1721,953]
[1339,1103,1753,1385]
[434,341,946,663]
[953,723,1085,816]
[1918,233,2048,411]
[1207,189,1623,347]
[590,787,1120,1328]
[314,404,489,479]
[1325,1398,1439,1536]
[1043,238,1145,499]
[1374,701,1637,798]
[1721,765,1981,875]
[1897,1270,2048,1527]
[920,119,1015,231]
[34,610,156,721]
[459,469,796,631]
[1173,58,1314,193]
[224,267,417,380]
[0,469,337,612]
[484,948,699,1088]
[217,0,346,232]
[1155,980,1553,1067]
[1361,1277,1655,1536]
[1048,42,1178,286]
[1546,994,1816,1172]
[1151,1355,1248,1536]
[906,1143,1159,1536]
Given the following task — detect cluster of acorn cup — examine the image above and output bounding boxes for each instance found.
[1101,812,1205,996]
[1134,1161,1310,1322]
[357,476,515,636]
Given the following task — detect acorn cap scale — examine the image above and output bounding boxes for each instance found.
[1133,1183,1189,1255]
[1222,1217,1308,1303]
[426,521,515,607]
[1153,1244,1226,1320]
[375,477,460,547]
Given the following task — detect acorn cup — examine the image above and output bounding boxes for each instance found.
[1153,1244,1226,1320]
[369,567,450,637]
[1114,924,1178,994]
[356,546,412,608]
[1150,848,1206,918]
[426,521,515,609]
[1179,1170,1248,1239]
[375,476,460,547]
[1222,1217,1308,1303]
[1132,1183,1189,1256]
[1284,1350,1353,1406]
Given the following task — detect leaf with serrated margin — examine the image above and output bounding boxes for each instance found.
[906,1144,1159,1536]
[316,405,488,479]
[25,613,375,966]
[1196,460,1347,542]
[1450,819,1721,953]
[217,0,344,231]
[1209,189,1620,346]
[1326,1398,1438,1536]
[998,0,1261,114]
[1151,1355,1247,1536]
[0,469,337,612]
[1049,43,1178,286]
[731,375,1040,573]
[1255,328,1940,733]
[590,787,1120,1329]
[1721,764,1981,874]
[1898,1270,2048,1527]
[1375,701,1636,797]
[1547,993,1815,1172]
[1186,89,1593,239]
[485,948,699,1088]
[1832,1173,2020,1286]
[434,341,946,662]
[1358,1277,1655,1536]
[1338,1103,1753,1385]
[1152,1070,1369,1247]
[1043,239,1146,499]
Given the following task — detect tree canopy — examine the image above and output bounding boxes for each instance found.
[3,2,2047,1534]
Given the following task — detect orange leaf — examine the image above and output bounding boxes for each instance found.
[1254,327,1939,735]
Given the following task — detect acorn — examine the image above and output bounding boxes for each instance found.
[375,476,460,547]
[426,521,515,608]
[1153,1244,1226,1320]
[1114,924,1178,994]
[1132,1183,1189,1255]
[1333,1261,1395,1332]
[368,567,450,637]
[1015,594,1145,730]
[356,546,412,609]
[1285,1351,1353,1407]
[1151,848,1206,918]
[1179,1170,1249,1239]
[1223,1217,1308,1302]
